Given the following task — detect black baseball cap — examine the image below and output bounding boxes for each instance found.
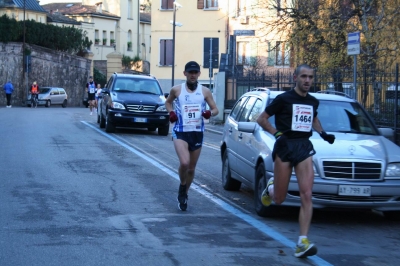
[185,61,200,72]
[89,76,93,79]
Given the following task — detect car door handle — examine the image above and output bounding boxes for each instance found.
[238,133,243,139]
[228,128,232,133]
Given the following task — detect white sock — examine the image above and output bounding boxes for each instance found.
[298,236,307,245]
[268,184,274,197]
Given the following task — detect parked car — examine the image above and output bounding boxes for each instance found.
[99,73,170,135]
[220,89,400,219]
[26,87,68,107]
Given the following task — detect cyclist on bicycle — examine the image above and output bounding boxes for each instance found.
[30,81,39,108]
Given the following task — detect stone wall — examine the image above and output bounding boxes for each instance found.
[0,42,92,107]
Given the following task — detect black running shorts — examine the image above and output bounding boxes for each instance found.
[272,138,316,166]
[88,93,95,101]
[172,131,204,151]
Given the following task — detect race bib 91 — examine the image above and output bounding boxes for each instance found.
[183,104,202,126]
[291,104,313,132]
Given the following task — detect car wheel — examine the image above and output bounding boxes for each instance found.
[148,127,157,132]
[99,112,106,128]
[383,211,400,220]
[222,150,241,191]
[158,125,169,136]
[255,162,278,217]
[62,99,67,108]
[105,113,116,133]
[45,100,51,108]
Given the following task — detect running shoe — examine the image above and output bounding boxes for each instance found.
[177,184,188,211]
[261,177,274,206]
[90,112,93,115]
[294,238,318,258]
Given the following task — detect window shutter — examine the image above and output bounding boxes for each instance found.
[160,39,173,66]
[198,0,204,9]
[203,38,219,68]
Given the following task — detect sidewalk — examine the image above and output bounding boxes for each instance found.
[204,120,224,135]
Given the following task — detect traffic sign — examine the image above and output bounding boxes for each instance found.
[347,32,360,55]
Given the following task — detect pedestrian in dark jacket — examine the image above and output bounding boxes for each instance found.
[3,81,14,108]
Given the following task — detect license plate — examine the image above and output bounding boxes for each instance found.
[338,185,371,196]
[134,118,147,123]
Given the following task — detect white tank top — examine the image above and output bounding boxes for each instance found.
[173,83,206,132]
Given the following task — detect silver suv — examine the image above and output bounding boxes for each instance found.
[220,89,400,219]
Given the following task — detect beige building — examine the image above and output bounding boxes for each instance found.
[151,0,228,91]
[228,0,293,73]
[0,0,47,23]
[41,1,151,76]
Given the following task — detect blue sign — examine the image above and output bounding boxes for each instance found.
[347,32,360,55]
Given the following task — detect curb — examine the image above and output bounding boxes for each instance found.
[205,127,223,135]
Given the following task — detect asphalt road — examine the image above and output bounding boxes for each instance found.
[0,107,399,266]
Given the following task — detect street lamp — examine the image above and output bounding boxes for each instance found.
[171,1,182,88]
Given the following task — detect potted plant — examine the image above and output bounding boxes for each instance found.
[95,38,100,44]
[103,38,107,45]
[110,39,115,45]
[127,41,132,50]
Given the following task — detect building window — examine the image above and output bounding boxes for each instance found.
[159,39,173,66]
[128,0,133,19]
[128,31,132,51]
[95,30,99,44]
[237,41,257,66]
[205,0,218,9]
[268,41,290,66]
[161,0,174,10]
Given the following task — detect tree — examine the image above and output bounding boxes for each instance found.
[255,0,400,72]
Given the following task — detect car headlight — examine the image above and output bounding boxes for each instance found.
[156,105,167,112]
[111,102,125,109]
[385,163,400,179]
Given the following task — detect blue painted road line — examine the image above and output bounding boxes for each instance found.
[82,121,333,266]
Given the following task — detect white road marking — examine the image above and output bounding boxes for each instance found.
[82,121,332,266]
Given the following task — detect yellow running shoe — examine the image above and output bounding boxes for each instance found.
[261,177,274,206]
[294,238,318,258]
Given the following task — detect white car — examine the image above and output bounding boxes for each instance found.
[27,87,68,108]
[220,89,400,219]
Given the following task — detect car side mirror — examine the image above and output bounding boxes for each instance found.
[379,127,395,142]
[102,89,110,95]
[238,122,257,133]
[164,93,169,99]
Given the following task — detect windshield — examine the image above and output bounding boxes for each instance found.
[317,100,379,134]
[112,78,162,95]
[39,88,51,94]
[268,99,379,135]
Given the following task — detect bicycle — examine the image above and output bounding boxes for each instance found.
[31,93,39,108]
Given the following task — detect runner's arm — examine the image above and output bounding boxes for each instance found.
[312,116,324,133]
[203,87,218,116]
[257,112,279,135]
[165,87,178,113]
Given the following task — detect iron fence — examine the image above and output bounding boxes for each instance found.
[224,65,400,144]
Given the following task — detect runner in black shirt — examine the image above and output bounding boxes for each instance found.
[256,64,335,258]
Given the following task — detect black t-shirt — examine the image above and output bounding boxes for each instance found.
[265,89,319,139]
